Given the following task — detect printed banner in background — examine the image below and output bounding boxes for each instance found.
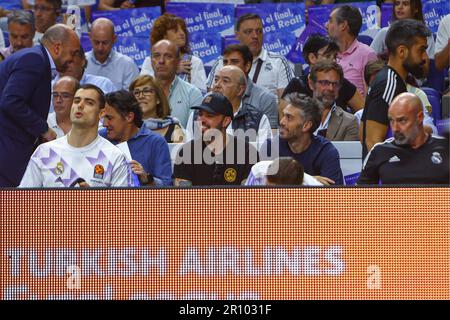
[1,188,449,300]
[166,3,235,36]
[91,6,162,38]
[235,3,306,37]
[80,34,150,67]
[222,35,240,53]
[263,31,297,58]
[308,1,379,35]
[286,25,326,65]
[170,0,244,3]
[189,32,222,67]
[0,0,22,9]
[422,0,450,33]
[380,3,393,28]
[381,0,449,32]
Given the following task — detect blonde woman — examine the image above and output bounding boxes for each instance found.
[130,75,185,143]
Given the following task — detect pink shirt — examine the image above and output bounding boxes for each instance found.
[337,39,377,96]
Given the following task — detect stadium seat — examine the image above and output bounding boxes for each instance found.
[421,87,442,124]
[423,59,446,93]
[357,35,373,46]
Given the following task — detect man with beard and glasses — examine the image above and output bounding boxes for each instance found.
[174,92,259,186]
[361,19,431,159]
[309,61,359,141]
[358,93,449,185]
[0,24,80,187]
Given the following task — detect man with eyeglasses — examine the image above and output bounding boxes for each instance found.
[33,0,62,45]
[308,61,359,141]
[0,24,80,187]
[0,10,35,61]
[47,76,80,138]
[280,34,364,114]
[207,13,294,99]
[55,46,117,97]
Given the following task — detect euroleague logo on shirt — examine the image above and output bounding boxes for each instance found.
[93,164,104,179]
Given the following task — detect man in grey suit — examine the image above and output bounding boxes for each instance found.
[308,60,359,141]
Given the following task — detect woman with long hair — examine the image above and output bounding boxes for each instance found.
[370,0,435,59]
[130,75,185,143]
[140,13,207,92]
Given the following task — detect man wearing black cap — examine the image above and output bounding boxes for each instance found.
[173,92,259,186]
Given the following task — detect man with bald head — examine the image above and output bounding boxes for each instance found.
[151,39,202,128]
[0,24,80,187]
[48,76,80,138]
[358,93,449,185]
[187,65,271,148]
[85,17,139,90]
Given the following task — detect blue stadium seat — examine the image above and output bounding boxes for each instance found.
[423,59,446,93]
[421,87,442,124]
[357,35,373,46]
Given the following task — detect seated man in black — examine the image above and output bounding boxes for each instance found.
[358,93,449,185]
[280,34,364,113]
[174,92,259,186]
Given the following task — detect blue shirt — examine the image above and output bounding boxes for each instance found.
[168,76,203,128]
[100,126,173,186]
[85,49,139,90]
[261,135,344,185]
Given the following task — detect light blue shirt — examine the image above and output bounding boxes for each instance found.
[81,73,117,94]
[85,49,139,90]
[168,76,203,128]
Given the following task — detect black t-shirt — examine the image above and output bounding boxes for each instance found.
[361,65,407,158]
[281,73,356,109]
[357,135,450,185]
[174,136,259,186]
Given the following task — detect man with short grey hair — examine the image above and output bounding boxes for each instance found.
[0,10,35,60]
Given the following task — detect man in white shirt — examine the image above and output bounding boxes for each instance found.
[47,76,79,138]
[207,13,294,99]
[20,84,131,187]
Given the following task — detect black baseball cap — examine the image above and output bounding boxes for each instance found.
[191,92,234,119]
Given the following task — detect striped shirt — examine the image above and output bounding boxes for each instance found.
[361,66,406,158]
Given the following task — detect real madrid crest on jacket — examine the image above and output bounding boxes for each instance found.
[358,135,449,185]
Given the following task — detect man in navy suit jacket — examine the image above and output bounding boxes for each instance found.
[0,24,80,187]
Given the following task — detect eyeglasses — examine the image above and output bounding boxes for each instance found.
[315,80,341,88]
[52,92,73,100]
[33,5,55,12]
[133,88,155,97]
